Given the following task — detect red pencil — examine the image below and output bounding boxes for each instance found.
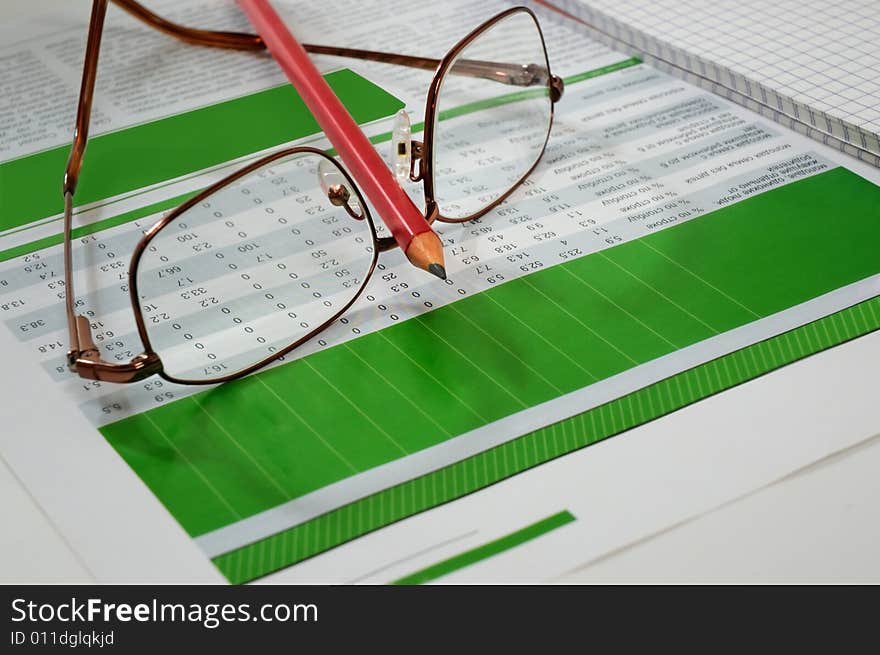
[237,0,446,279]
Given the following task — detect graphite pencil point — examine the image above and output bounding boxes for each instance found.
[428,263,447,280]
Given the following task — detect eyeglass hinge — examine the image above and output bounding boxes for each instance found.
[73,351,163,383]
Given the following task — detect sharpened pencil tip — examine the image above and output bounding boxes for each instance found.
[428,263,447,280]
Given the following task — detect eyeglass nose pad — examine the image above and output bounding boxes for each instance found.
[390,109,411,186]
[317,158,364,220]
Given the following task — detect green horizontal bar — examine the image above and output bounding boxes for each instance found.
[394,511,576,584]
[0,68,403,233]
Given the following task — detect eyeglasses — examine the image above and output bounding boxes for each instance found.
[64,0,564,385]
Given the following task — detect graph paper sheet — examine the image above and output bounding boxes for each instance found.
[550,0,880,163]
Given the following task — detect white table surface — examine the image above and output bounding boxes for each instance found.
[1,0,878,584]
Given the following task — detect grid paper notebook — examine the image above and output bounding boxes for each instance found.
[550,0,880,164]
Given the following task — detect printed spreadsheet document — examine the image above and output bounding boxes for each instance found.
[1,0,879,583]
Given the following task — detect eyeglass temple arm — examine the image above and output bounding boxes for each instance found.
[64,0,105,367]
[307,46,564,98]
[64,0,161,382]
[111,0,563,98]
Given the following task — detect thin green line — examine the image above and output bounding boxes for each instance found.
[362,58,644,148]
[0,191,196,264]
[393,510,575,584]
[438,88,550,122]
[435,57,644,123]
[564,57,642,85]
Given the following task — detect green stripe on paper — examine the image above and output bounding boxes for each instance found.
[93,166,880,582]
[437,86,550,123]
[0,69,403,232]
[393,511,576,584]
[563,57,642,85]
